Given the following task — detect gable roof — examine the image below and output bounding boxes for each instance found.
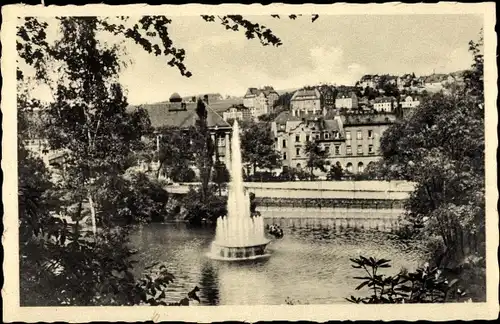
[291,88,321,101]
[129,101,231,129]
[274,110,301,124]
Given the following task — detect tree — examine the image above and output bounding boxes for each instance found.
[273,92,294,110]
[36,18,152,236]
[304,141,327,178]
[374,32,485,300]
[16,13,320,306]
[191,98,216,204]
[212,160,230,196]
[240,120,282,175]
[153,126,194,179]
[327,161,343,181]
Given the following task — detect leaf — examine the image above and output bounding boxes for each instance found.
[355,281,370,290]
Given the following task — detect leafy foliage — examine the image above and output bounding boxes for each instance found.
[201,14,319,47]
[369,32,485,301]
[346,256,467,304]
[151,126,195,179]
[304,141,328,177]
[182,186,227,226]
[240,120,282,174]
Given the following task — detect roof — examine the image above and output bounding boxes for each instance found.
[245,88,260,97]
[169,92,182,102]
[336,91,356,99]
[373,96,396,103]
[274,110,301,124]
[224,104,250,112]
[129,101,231,129]
[343,113,397,126]
[208,98,244,113]
[291,88,321,101]
[424,73,448,83]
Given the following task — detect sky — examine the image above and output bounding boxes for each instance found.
[25,14,483,105]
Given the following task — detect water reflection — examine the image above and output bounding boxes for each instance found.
[199,262,219,305]
[129,221,423,305]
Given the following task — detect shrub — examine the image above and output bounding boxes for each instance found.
[346,256,468,304]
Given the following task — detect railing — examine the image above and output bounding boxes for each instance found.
[254,197,405,210]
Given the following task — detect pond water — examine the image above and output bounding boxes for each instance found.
[128,219,424,305]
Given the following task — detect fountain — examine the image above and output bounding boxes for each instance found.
[207,120,271,261]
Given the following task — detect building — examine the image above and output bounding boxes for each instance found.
[335,92,359,110]
[318,84,336,109]
[222,104,252,122]
[134,93,233,168]
[358,75,376,89]
[243,88,260,109]
[400,95,420,109]
[243,86,280,118]
[290,88,323,117]
[373,96,396,112]
[271,111,397,174]
[204,93,224,102]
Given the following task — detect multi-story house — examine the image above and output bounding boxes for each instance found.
[243,86,280,118]
[271,111,397,174]
[341,113,396,173]
[318,84,336,109]
[262,86,280,108]
[136,92,233,169]
[290,87,323,117]
[243,88,259,109]
[373,96,396,112]
[335,92,359,110]
[223,104,252,122]
[400,95,420,109]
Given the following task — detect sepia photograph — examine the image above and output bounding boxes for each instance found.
[1,2,498,322]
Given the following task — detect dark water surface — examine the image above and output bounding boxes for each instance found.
[128,221,423,305]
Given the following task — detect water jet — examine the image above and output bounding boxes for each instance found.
[207,120,271,261]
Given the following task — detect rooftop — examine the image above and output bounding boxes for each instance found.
[128,101,230,129]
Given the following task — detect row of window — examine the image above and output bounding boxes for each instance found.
[289,144,375,159]
[281,130,375,148]
[346,130,374,140]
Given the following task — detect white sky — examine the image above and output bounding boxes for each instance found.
[24,14,483,105]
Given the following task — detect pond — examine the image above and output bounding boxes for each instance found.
[128,219,424,305]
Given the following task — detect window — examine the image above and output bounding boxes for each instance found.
[306,135,310,142]
[346,162,353,173]
[335,145,340,155]
[283,152,287,160]
[282,139,287,148]
[315,134,320,140]
[358,162,364,173]
[368,145,374,154]
[296,148,300,156]
[346,146,352,155]
[218,137,225,146]
[324,132,330,139]
[295,135,300,142]
[324,146,330,153]
[346,131,351,140]
[357,145,363,155]
[357,130,362,140]
[368,130,373,139]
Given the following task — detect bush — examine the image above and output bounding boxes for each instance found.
[346,256,468,304]
[182,186,227,226]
